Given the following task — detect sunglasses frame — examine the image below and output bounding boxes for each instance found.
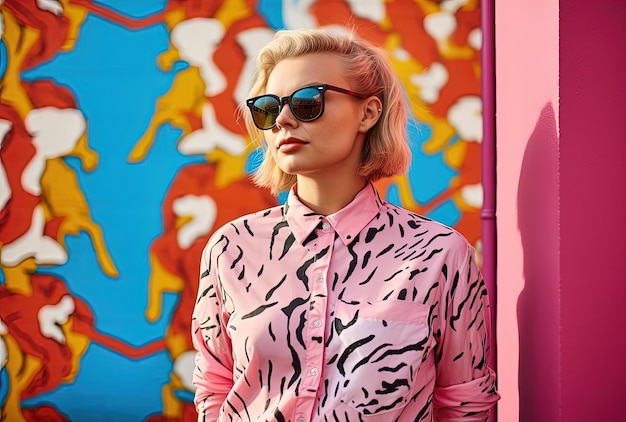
[246,84,368,130]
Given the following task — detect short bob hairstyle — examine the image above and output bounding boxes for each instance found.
[241,27,412,195]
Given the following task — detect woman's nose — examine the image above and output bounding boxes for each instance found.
[274,100,297,128]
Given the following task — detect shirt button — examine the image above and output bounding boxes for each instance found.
[316,275,324,282]
[314,319,322,327]
[310,367,319,376]
[298,419,306,422]
[322,222,330,230]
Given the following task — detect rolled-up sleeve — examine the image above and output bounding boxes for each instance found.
[433,244,500,421]
[191,241,233,421]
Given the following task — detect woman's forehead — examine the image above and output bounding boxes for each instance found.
[265,53,349,93]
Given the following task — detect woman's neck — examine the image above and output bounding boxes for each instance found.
[295,175,368,216]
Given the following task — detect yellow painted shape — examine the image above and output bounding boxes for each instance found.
[145,251,184,322]
[163,8,187,32]
[0,7,36,118]
[61,319,90,383]
[453,189,480,212]
[70,132,99,172]
[438,40,475,61]
[2,259,36,296]
[414,0,441,15]
[206,141,255,189]
[463,0,480,11]
[40,158,119,278]
[161,370,187,418]
[59,0,88,52]
[164,332,189,364]
[215,0,253,28]
[158,44,181,72]
[175,215,193,231]
[421,116,457,155]
[443,139,468,169]
[128,67,205,163]
[393,175,420,211]
[1,335,41,422]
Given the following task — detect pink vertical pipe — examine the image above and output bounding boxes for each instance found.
[480,0,498,419]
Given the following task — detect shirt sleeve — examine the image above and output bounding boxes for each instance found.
[433,242,500,421]
[191,240,234,421]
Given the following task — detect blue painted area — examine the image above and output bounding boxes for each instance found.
[258,0,284,30]
[21,344,172,422]
[91,0,168,18]
[0,367,8,411]
[384,118,460,226]
[18,4,190,419]
[174,388,195,404]
[0,40,8,82]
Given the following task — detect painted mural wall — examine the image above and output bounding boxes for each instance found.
[0,0,483,420]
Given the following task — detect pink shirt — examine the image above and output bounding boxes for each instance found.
[192,183,499,421]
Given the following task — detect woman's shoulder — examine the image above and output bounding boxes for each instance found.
[208,204,285,242]
[383,202,471,249]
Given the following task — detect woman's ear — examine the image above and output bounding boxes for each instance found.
[359,96,383,133]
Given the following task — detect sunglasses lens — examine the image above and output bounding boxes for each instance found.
[291,87,323,121]
[251,96,280,129]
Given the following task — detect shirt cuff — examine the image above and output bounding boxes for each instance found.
[433,367,500,415]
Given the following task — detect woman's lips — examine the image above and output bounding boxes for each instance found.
[277,138,307,152]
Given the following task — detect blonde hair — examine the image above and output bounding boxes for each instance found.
[240,28,411,195]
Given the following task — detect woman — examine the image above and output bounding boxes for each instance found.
[191,28,499,421]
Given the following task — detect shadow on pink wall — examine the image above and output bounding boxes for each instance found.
[516,102,560,422]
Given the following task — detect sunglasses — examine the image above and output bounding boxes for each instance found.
[246,84,368,130]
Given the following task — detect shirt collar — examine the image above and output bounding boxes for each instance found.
[284,182,385,246]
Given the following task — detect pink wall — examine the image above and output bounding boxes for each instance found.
[559,1,626,420]
[496,0,626,420]
[495,0,559,420]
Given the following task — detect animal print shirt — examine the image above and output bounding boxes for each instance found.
[191,183,499,421]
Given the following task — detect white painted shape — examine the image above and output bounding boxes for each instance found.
[36,0,63,16]
[0,120,10,141]
[0,119,12,210]
[447,95,483,143]
[440,0,467,13]
[171,18,227,97]
[39,295,75,344]
[173,350,197,390]
[178,102,246,156]
[23,107,86,195]
[172,194,217,250]
[283,0,317,29]
[346,0,385,22]
[393,46,411,62]
[0,330,6,369]
[235,28,276,104]
[26,107,85,156]
[0,206,68,266]
[409,62,449,104]
[423,11,456,42]
[468,28,482,50]
[460,182,484,208]
[20,150,45,196]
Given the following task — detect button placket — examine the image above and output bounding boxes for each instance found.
[301,220,333,395]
